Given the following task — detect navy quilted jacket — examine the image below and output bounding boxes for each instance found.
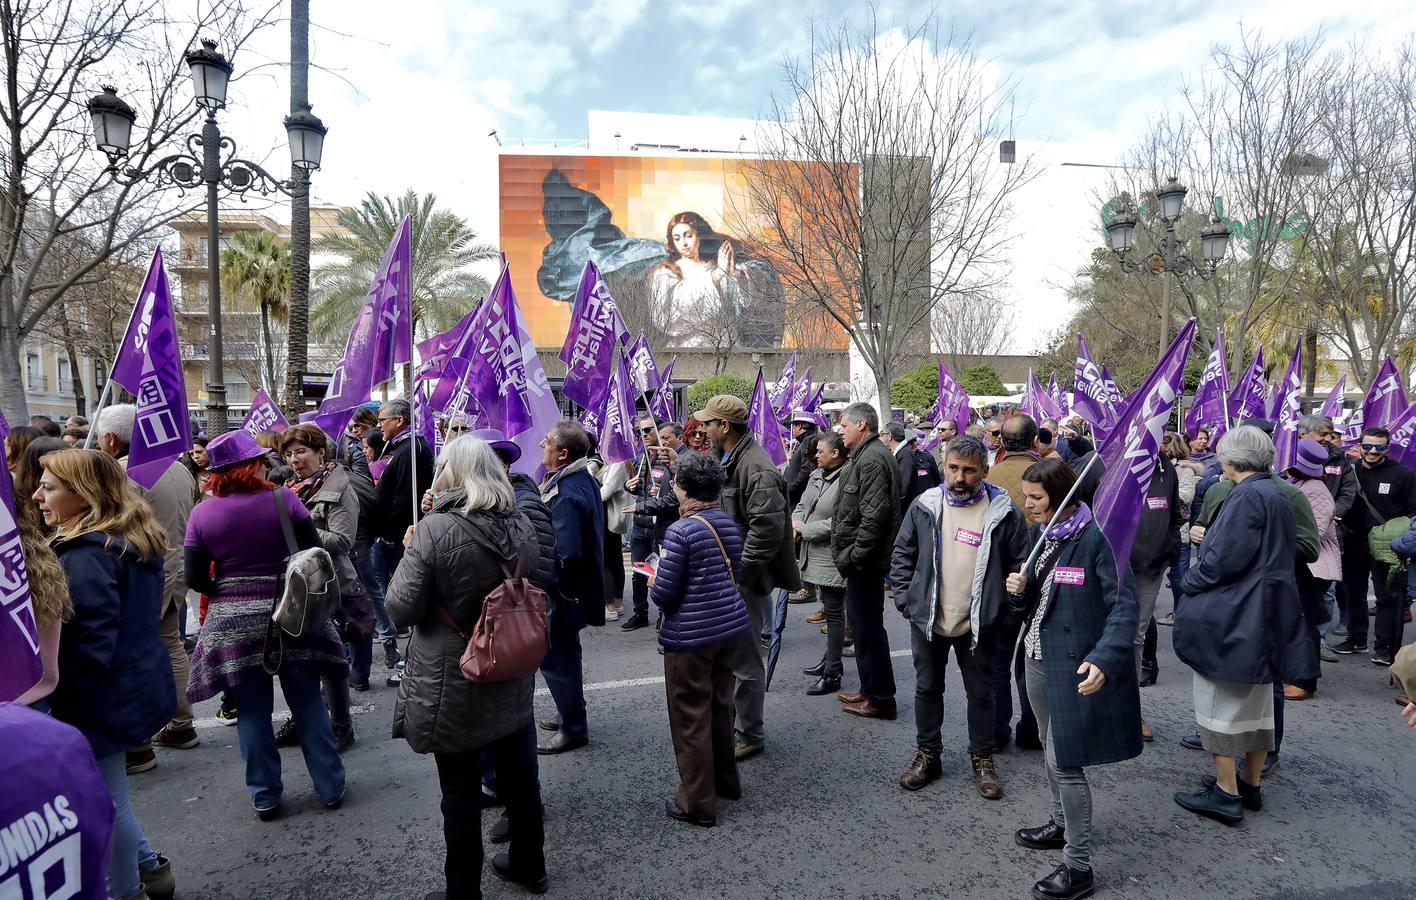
[650,507,752,651]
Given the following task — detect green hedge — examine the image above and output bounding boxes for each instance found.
[889,363,1008,416]
[685,373,753,417]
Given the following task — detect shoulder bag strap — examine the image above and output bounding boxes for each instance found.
[690,514,738,590]
[273,488,298,556]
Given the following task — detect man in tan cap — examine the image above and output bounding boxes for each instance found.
[694,395,801,760]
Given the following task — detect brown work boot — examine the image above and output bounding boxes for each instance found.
[899,748,942,791]
[806,609,826,624]
[837,690,866,704]
[971,753,1003,800]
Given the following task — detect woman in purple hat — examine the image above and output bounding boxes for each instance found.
[1284,437,1341,701]
[183,430,348,821]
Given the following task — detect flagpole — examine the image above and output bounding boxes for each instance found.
[1017,451,1103,577]
[408,323,420,531]
[85,264,151,449]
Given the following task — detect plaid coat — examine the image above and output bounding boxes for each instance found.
[1023,521,1142,770]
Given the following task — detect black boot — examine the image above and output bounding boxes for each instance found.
[1032,863,1094,900]
[323,675,356,752]
[806,674,841,696]
[803,658,826,677]
[1139,659,1159,687]
[1015,821,1066,850]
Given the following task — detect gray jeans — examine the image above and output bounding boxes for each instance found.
[732,590,770,745]
[1133,571,1164,673]
[1025,654,1093,871]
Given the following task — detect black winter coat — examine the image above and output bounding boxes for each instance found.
[50,533,175,759]
[372,430,434,542]
[1129,455,1182,575]
[831,432,901,576]
[721,434,800,595]
[1178,473,1315,684]
[629,452,678,540]
[1322,445,1357,521]
[1349,456,1416,534]
[785,432,820,507]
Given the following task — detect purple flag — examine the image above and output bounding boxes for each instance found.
[784,366,813,417]
[1072,335,1118,429]
[0,411,41,702]
[1185,330,1231,440]
[1385,403,1416,467]
[749,369,787,466]
[318,216,413,424]
[936,362,971,431]
[506,290,563,481]
[559,260,629,410]
[625,332,662,397]
[1227,350,1268,423]
[1047,372,1065,412]
[768,351,797,412]
[454,270,535,439]
[241,388,290,437]
[1270,341,1304,472]
[648,358,676,423]
[414,384,439,456]
[1021,369,1063,421]
[597,352,638,466]
[803,381,826,413]
[1362,356,1408,431]
[416,305,479,383]
[1094,319,1197,567]
[108,249,192,489]
[1319,376,1347,419]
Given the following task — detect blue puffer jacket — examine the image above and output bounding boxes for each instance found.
[650,506,752,651]
[49,532,175,759]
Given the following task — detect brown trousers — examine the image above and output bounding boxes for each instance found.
[663,637,746,820]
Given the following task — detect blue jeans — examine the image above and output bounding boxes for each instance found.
[629,528,655,617]
[541,596,588,738]
[1167,539,1190,601]
[359,541,397,645]
[230,669,346,809]
[348,635,374,684]
[96,752,159,898]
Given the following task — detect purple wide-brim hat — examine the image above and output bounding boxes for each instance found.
[469,428,521,464]
[205,430,269,471]
[1292,437,1327,478]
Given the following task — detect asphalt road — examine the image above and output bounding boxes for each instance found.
[134,588,1416,900]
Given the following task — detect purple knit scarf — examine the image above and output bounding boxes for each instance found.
[942,483,986,508]
[1044,502,1092,541]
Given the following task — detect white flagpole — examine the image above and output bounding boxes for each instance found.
[1017,451,1103,577]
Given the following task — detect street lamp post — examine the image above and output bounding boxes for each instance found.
[86,39,327,434]
[1104,176,1231,353]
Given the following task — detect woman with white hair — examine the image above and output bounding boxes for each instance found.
[386,437,551,899]
[1173,425,1309,825]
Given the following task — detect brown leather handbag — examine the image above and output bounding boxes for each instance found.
[438,552,549,683]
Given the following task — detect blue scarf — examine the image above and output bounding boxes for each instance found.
[1044,502,1092,541]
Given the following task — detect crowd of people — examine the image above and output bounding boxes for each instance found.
[7,393,1416,900]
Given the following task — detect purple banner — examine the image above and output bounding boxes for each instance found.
[559,260,628,410]
[318,216,413,423]
[1386,403,1416,467]
[506,289,562,482]
[1072,335,1118,429]
[109,249,192,489]
[0,411,41,702]
[936,362,971,431]
[1362,356,1409,431]
[1227,349,1268,423]
[648,358,676,423]
[1318,376,1346,419]
[1186,330,1230,441]
[625,332,663,398]
[784,366,813,418]
[769,350,797,413]
[416,305,479,383]
[749,368,787,466]
[598,351,638,466]
[1094,318,1197,567]
[803,381,826,414]
[461,272,534,439]
[240,388,290,437]
[1021,369,1063,421]
[1270,341,1304,472]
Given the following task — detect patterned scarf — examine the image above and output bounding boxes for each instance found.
[1044,501,1092,542]
[287,462,335,507]
[942,483,986,508]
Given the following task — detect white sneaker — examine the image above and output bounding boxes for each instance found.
[605,607,621,622]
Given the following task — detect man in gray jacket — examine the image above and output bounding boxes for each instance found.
[96,404,198,771]
[831,402,902,719]
[696,395,800,760]
[890,435,1028,799]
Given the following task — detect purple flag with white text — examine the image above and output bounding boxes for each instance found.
[508,297,565,482]
[1094,319,1197,567]
[1362,356,1408,431]
[936,362,971,432]
[598,352,638,466]
[749,369,787,466]
[769,351,797,413]
[1270,341,1304,472]
[1319,377,1347,419]
[1227,350,1268,423]
[417,305,479,383]
[318,216,413,424]
[463,271,535,439]
[1185,330,1230,440]
[559,260,629,410]
[0,411,41,702]
[1072,335,1117,429]
[1385,403,1416,467]
[784,366,813,417]
[1021,369,1063,421]
[648,358,676,423]
[241,388,290,437]
[626,332,662,396]
[109,249,192,489]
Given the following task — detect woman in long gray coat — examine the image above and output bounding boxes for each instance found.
[386,437,550,900]
[793,431,848,695]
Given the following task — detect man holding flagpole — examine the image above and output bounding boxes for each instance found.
[372,398,433,670]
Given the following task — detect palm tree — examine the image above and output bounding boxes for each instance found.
[310,190,498,346]
[221,231,291,395]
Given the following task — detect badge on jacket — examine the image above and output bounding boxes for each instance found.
[1054,567,1085,586]
[1146,497,1168,510]
[953,528,982,547]
[1380,483,1391,495]
[1325,465,1342,475]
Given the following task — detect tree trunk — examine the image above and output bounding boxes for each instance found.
[283,0,311,418]
[0,267,28,421]
[1303,325,1318,413]
[58,302,87,416]
[261,302,277,394]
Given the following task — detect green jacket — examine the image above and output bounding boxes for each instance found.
[720,433,801,596]
[1198,476,1318,565]
[830,432,902,576]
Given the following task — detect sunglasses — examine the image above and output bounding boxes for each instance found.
[640,427,656,434]
[691,431,707,439]
[1361,443,1389,452]
[988,429,1001,437]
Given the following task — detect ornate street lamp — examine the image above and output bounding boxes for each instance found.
[1105,177,1231,352]
[86,41,327,434]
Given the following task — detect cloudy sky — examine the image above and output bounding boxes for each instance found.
[210,0,1416,350]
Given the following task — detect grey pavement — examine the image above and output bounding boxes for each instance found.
[136,588,1416,899]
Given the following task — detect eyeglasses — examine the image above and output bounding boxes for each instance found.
[1361,443,1390,452]
[377,416,399,424]
[691,431,707,439]
[640,426,656,434]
